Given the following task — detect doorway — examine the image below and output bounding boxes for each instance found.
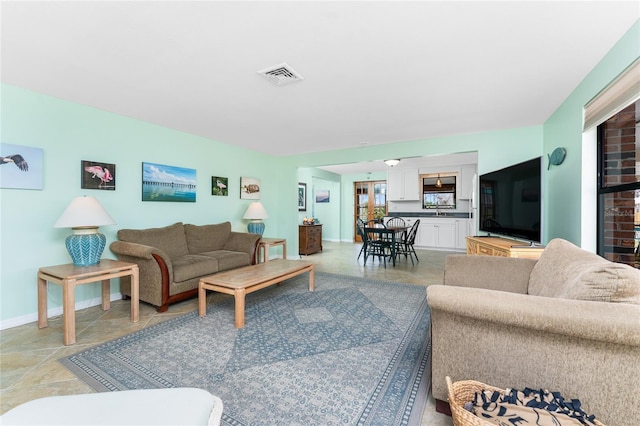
[354,180,387,241]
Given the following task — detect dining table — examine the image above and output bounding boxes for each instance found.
[363,224,408,267]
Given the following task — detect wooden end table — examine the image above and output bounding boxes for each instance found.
[258,237,287,263]
[37,259,139,345]
[198,259,314,328]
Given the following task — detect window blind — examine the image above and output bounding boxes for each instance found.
[583,57,640,131]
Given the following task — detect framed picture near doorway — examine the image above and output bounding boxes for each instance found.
[298,182,307,211]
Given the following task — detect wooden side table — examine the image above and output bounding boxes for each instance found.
[257,237,287,263]
[37,259,139,345]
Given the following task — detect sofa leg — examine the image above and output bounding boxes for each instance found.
[156,304,169,313]
[435,399,452,416]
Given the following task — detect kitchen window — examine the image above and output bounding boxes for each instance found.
[422,175,456,209]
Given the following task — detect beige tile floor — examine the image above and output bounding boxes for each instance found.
[0,241,453,425]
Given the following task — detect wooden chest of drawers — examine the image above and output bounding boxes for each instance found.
[299,224,323,255]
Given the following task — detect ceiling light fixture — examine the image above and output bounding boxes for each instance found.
[384,159,401,167]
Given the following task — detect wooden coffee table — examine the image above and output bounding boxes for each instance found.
[198,259,314,328]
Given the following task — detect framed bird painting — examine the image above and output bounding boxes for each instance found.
[81,160,116,190]
[212,176,228,196]
[0,143,43,190]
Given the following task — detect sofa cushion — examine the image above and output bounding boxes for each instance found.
[184,222,231,254]
[200,250,251,272]
[172,255,219,283]
[117,222,189,260]
[528,238,640,304]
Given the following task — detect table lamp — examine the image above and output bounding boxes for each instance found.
[54,196,116,266]
[243,201,268,235]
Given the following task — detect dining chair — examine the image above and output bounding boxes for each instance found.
[385,217,406,261]
[356,218,367,260]
[363,221,393,268]
[400,219,420,265]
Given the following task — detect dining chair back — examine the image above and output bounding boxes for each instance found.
[362,221,392,268]
[385,217,405,228]
[356,218,367,260]
[402,219,420,264]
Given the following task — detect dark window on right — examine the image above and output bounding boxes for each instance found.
[597,99,640,268]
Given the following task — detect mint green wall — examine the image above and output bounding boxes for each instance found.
[0,84,299,325]
[543,20,640,245]
[297,167,342,241]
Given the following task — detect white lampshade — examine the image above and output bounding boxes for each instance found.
[384,159,401,167]
[54,196,116,229]
[242,202,269,220]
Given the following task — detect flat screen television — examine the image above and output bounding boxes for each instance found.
[479,157,542,243]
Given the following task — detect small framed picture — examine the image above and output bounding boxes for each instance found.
[212,176,228,196]
[240,177,261,199]
[298,182,307,211]
[0,143,43,190]
[81,160,116,190]
[316,189,330,203]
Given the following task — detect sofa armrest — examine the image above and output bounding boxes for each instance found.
[110,241,165,260]
[427,285,640,345]
[444,255,536,294]
[109,241,174,308]
[224,232,261,259]
[427,285,640,424]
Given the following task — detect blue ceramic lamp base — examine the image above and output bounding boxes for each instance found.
[65,228,106,266]
[247,220,265,236]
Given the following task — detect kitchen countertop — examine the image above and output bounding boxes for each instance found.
[387,212,473,219]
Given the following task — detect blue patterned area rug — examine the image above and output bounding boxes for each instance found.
[61,272,431,426]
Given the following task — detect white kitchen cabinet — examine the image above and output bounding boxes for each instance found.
[456,219,471,249]
[417,219,456,250]
[387,168,420,201]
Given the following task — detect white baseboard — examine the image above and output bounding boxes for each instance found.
[0,293,124,330]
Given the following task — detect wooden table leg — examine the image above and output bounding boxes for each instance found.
[101,279,111,311]
[282,241,287,259]
[62,278,76,346]
[130,266,139,322]
[263,243,270,263]
[198,282,207,317]
[37,274,48,329]
[309,265,315,291]
[234,288,246,328]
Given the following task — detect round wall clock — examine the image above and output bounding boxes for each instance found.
[548,147,566,169]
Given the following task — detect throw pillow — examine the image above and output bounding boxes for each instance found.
[117,222,189,260]
[528,238,640,304]
[184,222,232,254]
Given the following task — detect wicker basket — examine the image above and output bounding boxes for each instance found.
[446,376,500,426]
[445,376,605,426]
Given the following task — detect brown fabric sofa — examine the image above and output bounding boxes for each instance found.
[110,222,260,312]
[427,238,640,426]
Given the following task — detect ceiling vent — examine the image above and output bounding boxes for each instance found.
[258,63,304,86]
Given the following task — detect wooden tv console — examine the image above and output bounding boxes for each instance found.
[466,236,544,259]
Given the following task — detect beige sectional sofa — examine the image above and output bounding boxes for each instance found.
[110,222,260,312]
[427,238,640,426]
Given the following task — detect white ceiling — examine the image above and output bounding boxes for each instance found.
[2,1,639,161]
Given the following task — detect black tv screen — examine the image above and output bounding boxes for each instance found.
[479,157,542,243]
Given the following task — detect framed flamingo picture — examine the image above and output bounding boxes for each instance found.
[81,160,116,190]
[212,176,228,196]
